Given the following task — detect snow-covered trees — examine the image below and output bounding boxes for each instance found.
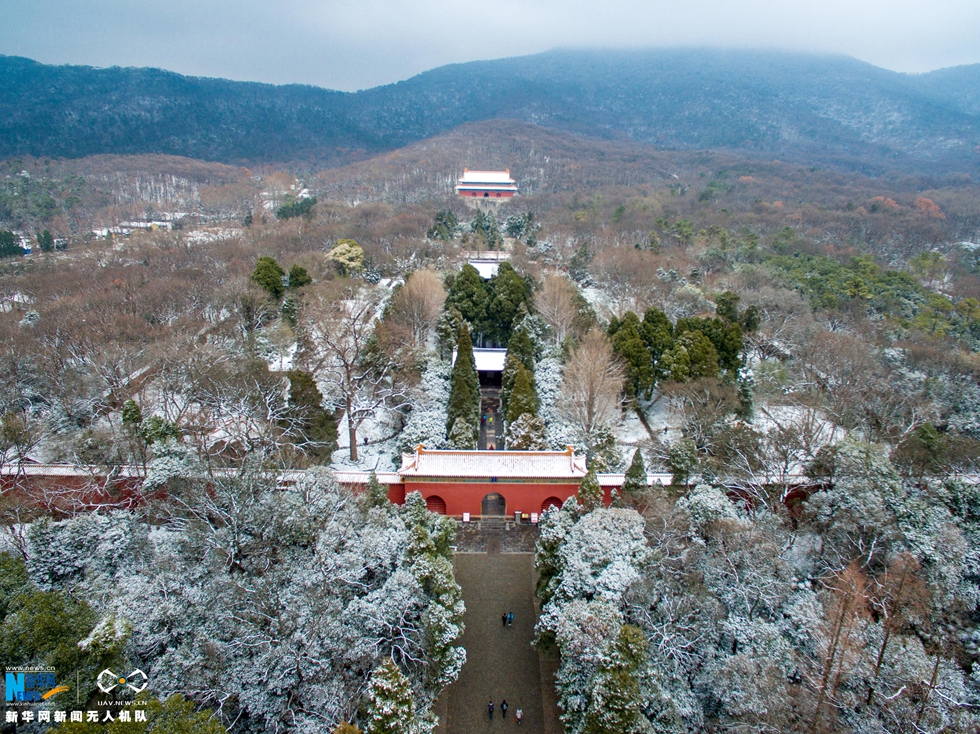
[536,430,980,733]
[300,284,409,461]
[21,471,464,734]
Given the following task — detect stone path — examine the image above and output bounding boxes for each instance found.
[436,553,560,734]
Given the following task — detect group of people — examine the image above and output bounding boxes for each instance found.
[501,612,514,627]
[487,699,522,724]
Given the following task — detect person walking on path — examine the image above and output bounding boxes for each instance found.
[488,701,494,720]
[501,700,508,719]
[502,613,507,627]
[515,708,523,725]
[507,612,513,627]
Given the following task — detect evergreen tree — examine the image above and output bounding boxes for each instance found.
[0,230,24,259]
[487,262,532,344]
[500,327,537,418]
[448,417,477,449]
[365,471,391,510]
[435,306,464,361]
[619,449,647,504]
[288,264,312,288]
[582,625,648,734]
[37,229,54,253]
[445,264,489,335]
[667,438,698,489]
[609,314,654,400]
[506,363,538,426]
[446,323,480,445]
[640,307,674,366]
[507,326,536,374]
[251,256,286,299]
[504,414,548,450]
[578,466,603,512]
[426,209,458,241]
[283,370,337,462]
[362,658,417,734]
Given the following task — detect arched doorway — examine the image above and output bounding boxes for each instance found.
[541,496,562,513]
[425,495,447,515]
[482,492,506,516]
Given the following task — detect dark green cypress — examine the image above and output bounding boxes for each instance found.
[620,449,647,503]
[506,363,538,425]
[446,323,480,441]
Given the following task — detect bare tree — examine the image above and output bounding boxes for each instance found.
[534,274,579,345]
[558,329,625,442]
[389,269,446,347]
[300,284,409,461]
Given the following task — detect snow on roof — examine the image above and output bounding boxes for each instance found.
[459,170,515,185]
[399,446,588,480]
[469,260,499,279]
[333,471,401,485]
[451,348,507,372]
[598,473,673,487]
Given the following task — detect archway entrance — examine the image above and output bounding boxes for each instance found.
[541,497,562,513]
[481,492,506,516]
[425,495,447,515]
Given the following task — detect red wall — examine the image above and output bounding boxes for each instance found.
[401,480,586,517]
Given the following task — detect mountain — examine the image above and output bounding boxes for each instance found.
[2,49,979,174]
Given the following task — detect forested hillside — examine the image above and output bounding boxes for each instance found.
[2,50,980,173]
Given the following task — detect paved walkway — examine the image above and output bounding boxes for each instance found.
[437,553,554,733]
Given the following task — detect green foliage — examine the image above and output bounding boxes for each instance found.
[578,467,603,512]
[436,305,464,360]
[445,264,489,334]
[506,363,538,425]
[609,313,655,400]
[50,694,227,734]
[448,416,477,449]
[501,328,537,417]
[364,471,391,510]
[674,316,743,374]
[470,210,502,249]
[0,553,30,621]
[426,209,458,241]
[446,323,480,442]
[582,625,648,734]
[121,399,143,428]
[288,264,312,288]
[715,290,740,322]
[0,229,24,258]
[660,330,720,381]
[37,228,55,253]
[487,261,533,344]
[766,252,980,342]
[251,256,286,299]
[142,415,180,445]
[362,656,417,734]
[667,438,698,487]
[275,195,316,220]
[569,243,593,283]
[283,370,338,461]
[619,449,647,504]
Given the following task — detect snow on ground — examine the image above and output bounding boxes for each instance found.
[330,409,400,472]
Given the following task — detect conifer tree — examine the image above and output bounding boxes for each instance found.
[578,466,603,512]
[445,264,489,336]
[506,363,538,425]
[619,449,647,504]
[582,625,648,734]
[362,658,416,734]
[251,256,286,300]
[446,323,480,447]
[500,327,536,417]
[487,262,532,344]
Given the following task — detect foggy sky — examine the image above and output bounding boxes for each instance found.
[2,0,979,91]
